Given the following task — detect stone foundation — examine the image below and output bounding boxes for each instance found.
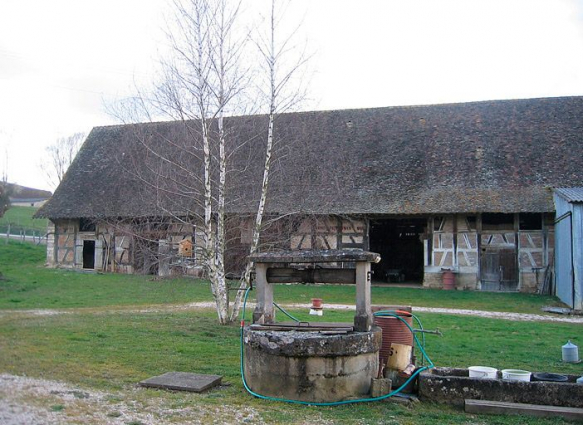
[423,272,478,290]
[423,272,442,288]
[456,273,478,290]
[519,272,539,293]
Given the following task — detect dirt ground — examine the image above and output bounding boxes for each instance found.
[0,373,264,425]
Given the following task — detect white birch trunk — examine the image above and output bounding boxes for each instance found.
[229,1,278,321]
[214,112,229,324]
[212,2,229,324]
[202,120,216,292]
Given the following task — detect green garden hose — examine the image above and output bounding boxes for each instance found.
[240,287,434,405]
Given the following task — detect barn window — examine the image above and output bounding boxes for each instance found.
[481,213,514,231]
[465,215,477,231]
[79,218,96,232]
[519,213,542,230]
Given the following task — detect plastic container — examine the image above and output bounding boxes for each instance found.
[501,369,531,381]
[577,376,583,385]
[562,340,579,363]
[468,366,497,379]
[531,372,568,382]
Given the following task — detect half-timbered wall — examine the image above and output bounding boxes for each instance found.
[290,216,367,252]
[518,219,554,292]
[45,220,56,266]
[48,213,553,293]
[425,215,479,288]
[424,213,553,292]
[54,219,77,267]
[49,219,202,277]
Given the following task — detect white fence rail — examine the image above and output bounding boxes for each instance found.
[1,224,47,245]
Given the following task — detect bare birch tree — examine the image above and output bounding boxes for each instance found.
[229,0,309,320]
[40,132,86,190]
[138,0,250,324]
[107,0,307,324]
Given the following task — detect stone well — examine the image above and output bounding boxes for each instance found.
[244,249,382,403]
[243,327,382,402]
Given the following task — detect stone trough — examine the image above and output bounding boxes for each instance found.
[244,249,382,403]
[419,367,583,408]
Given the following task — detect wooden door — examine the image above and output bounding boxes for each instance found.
[480,248,517,291]
[480,250,500,291]
[498,248,518,291]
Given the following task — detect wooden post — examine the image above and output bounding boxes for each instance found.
[253,263,274,324]
[158,239,170,276]
[249,250,379,330]
[354,261,373,331]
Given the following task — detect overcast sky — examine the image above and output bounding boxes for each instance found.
[2,0,583,191]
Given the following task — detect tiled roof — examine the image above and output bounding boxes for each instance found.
[37,96,583,219]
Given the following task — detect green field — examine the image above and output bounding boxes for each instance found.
[0,240,580,424]
[0,205,48,235]
[0,241,562,314]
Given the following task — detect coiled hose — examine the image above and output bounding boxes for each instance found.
[240,287,434,405]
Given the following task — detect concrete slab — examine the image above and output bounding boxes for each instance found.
[139,372,222,393]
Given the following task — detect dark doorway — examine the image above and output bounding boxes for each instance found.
[82,240,95,269]
[369,218,426,283]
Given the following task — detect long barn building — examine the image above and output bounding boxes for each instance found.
[36,96,583,295]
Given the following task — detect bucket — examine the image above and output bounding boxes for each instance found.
[311,298,323,309]
[386,343,413,372]
[468,366,497,379]
[501,369,531,381]
[442,271,455,290]
[562,340,579,363]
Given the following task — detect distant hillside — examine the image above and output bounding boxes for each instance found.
[0,205,48,233]
[7,183,52,201]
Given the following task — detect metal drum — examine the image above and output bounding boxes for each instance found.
[374,313,413,367]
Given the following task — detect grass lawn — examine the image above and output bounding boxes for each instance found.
[0,240,580,424]
[0,241,563,314]
[0,205,48,234]
[0,241,213,309]
[0,308,580,424]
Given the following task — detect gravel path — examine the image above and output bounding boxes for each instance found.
[286,303,583,324]
[2,302,582,323]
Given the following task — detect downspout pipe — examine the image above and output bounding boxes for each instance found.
[555,211,575,309]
